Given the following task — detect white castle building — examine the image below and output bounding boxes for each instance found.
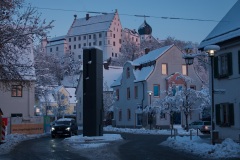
[42,10,158,63]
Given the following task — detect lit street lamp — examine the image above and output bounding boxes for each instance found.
[183,44,220,145]
[147,90,153,130]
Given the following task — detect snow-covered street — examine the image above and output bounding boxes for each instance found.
[0,125,239,159]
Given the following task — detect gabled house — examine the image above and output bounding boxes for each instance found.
[199,1,240,141]
[111,45,203,128]
[0,47,36,119]
[37,85,76,118]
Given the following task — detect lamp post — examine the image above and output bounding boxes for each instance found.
[147,90,153,130]
[183,44,220,145]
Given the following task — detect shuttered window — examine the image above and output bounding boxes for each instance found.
[215,103,234,127]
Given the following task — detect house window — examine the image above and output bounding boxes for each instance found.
[134,86,138,99]
[50,48,52,52]
[119,110,122,121]
[89,43,91,46]
[78,36,81,40]
[113,41,115,46]
[99,41,102,46]
[78,55,81,59]
[112,53,114,57]
[153,84,160,97]
[69,45,71,50]
[108,40,110,44]
[93,34,96,39]
[115,53,117,57]
[127,109,131,120]
[89,35,91,39]
[216,103,234,127]
[99,33,102,38]
[11,85,22,97]
[182,64,188,75]
[126,67,130,78]
[127,87,130,99]
[215,53,232,78]
[162,63,167,75]
[119,39,121,44]
[74,37,76,41]
[69,38,71,42]
[190,85,196,90]
[56,47,58,51]
[74,45,76,49]
[116,89,119,101]
[84,36,86,40]
[78,44,81,48]
[113,34,115,38]
[84,43,86,46]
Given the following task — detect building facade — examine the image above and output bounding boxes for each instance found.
[199,1,240,141]
[43,10,122,62]
[111,45,203,128]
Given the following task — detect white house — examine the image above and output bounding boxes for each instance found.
[199,0,240,141]
[111,45,203,128]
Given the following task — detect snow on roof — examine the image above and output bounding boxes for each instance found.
[57,118,73,121]
[103,66,123,91]
[133,66,154,82]
[199,1,240,48]
[47,35,66,47]
[67,13,115,36]
[111,45,174,87]
[132,45,174,65]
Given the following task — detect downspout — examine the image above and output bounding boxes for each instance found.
[28,87,30,117]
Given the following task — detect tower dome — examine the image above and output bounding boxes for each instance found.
[138,20,152,35]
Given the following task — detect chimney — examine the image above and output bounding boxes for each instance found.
[74,14,77,20]
[145,48,150,54]
[86,14,90,20]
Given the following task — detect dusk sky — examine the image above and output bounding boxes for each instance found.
[25,0,237,43]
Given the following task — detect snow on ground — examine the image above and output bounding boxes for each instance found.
[63,134,122,149]
[0,133,47,155]
[0,125,239,159]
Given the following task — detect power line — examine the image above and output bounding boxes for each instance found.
[26,6,221,22]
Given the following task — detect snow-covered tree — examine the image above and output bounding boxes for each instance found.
[154,87,180,129]
[113,38,140,66]
[0,0,53,90]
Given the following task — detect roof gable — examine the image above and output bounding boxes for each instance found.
[67,13,115,36]
[132,45,174,65]
[200,1,240,47]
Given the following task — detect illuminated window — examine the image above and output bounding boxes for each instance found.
[162,63,167,75]
[182,64,188,75]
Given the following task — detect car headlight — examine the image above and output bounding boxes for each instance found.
[66,127,70,131]
[51,127,55,131]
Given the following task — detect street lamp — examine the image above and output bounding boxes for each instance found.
[183,44,220,145]
[147,90,153,129]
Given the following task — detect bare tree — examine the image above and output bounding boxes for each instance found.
[0,0,53,90]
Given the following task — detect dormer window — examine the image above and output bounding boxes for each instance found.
[126,67,130,78]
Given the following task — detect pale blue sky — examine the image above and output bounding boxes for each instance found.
[25,0,237,43]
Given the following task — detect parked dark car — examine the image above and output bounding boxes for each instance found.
[189,121,211,133]
[51,118,78,138]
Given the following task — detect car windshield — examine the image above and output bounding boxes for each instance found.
[55,121,71,125]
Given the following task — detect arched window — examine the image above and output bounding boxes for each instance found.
[126,67,130,78]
